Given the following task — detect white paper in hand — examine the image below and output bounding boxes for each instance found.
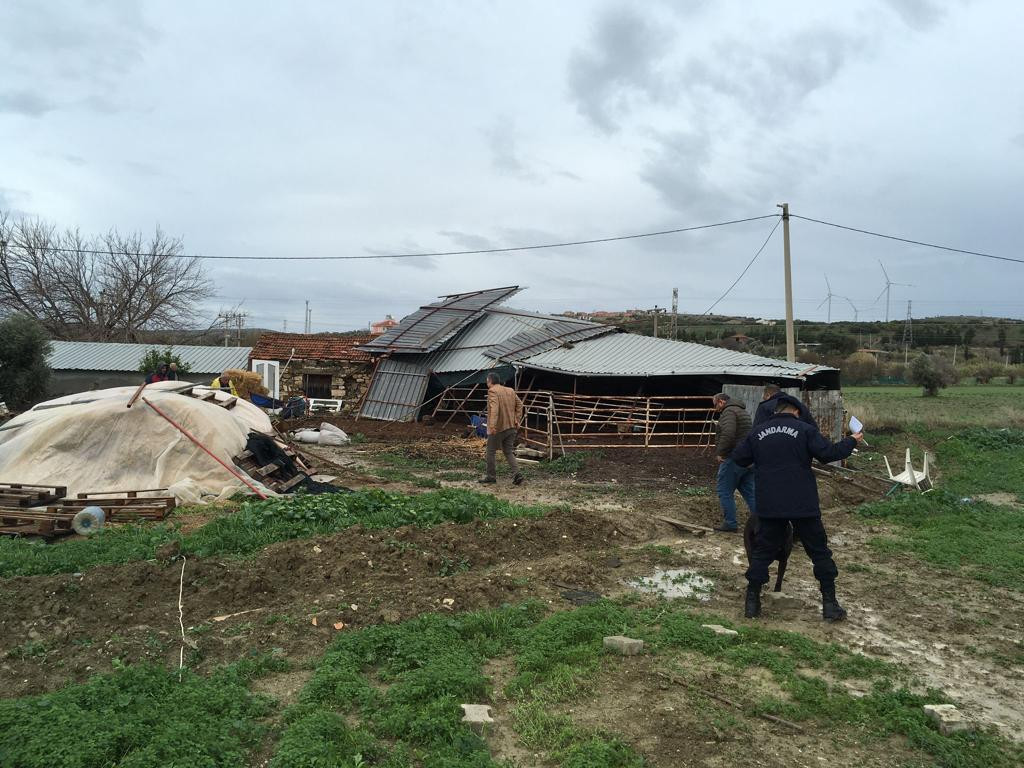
[849,415,864,433]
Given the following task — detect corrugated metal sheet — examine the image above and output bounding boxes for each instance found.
[516,333,833,379]
[358,358,430,421]
[484,320,615,362]
[47,340,252,374]
[358,286,521,354]
[422,308,605,374]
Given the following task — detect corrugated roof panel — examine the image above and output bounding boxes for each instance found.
[358,286,521,353]
[421,308,605,374]
[47,340,251,374]
[516,333,833,379]
[484,320,616,362]
[358,358,430,421]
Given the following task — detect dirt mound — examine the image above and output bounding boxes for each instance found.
[0,506,659,699]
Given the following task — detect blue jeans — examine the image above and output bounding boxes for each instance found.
[716,459,756,528]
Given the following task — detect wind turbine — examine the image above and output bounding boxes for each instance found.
[876,261,914,322]
[836,295,862,322]
[817,275,837,323]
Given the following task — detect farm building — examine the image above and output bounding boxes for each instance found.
[356,286,842,453]
[46,340,251,396]
[249,333,373,412]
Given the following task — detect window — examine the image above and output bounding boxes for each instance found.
[302,373,333,399]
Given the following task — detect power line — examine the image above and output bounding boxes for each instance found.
[791,214,1024,265]
[700,218,782,316]
[6,214,779,261]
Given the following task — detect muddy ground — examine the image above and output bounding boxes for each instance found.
[1,423,1022,765]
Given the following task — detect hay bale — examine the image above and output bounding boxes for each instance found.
[223,369,269,400]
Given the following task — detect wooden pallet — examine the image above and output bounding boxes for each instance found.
[181,387,238,410]
[0,508,75,537]
[55,490,176,522]
[233,448,306,493]
[0,483,67,508]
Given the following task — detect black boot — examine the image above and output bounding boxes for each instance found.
[821,584,847,622]
[744,585,761,619]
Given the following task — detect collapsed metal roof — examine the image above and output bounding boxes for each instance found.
[515,333,829,379]
[47,340,252,375]
[358,357,431,421]
[424,308,608,374]
[484,319,615,363]
[358,286,522,354]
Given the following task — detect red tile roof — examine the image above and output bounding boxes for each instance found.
[250,333,373,362]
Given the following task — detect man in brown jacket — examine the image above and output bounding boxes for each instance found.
[479,372,524,485]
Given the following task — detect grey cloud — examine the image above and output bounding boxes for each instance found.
[639,129,744,217]
[364,242,438,271]
[681,26,865,122]
[552,168,583,182]
[0,90,56,116]
[881,0,946,30]
[1012,133,1024,149]
[439,231,499,250]
[568,6,672,132]
[483,118,539,181]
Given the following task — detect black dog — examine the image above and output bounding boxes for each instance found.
[743,514,794,592]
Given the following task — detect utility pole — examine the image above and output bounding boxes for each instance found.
[670,288,678,340]
[902,300,913,365]
[779,203,795,362]
[653,305,658,338]
[304,300,311,334]
[283,319,287,332]
[217,310,248,347]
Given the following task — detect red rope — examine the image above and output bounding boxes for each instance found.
[142,397,268,499]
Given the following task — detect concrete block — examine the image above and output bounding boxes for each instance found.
[764,592,802,610]
[923,704,971,736]
[603,635,644,655]
[701,624,738,637]
[461,704,494,734]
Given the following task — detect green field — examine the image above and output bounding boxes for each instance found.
[844,384,1024,429]
[845,385,1024,590]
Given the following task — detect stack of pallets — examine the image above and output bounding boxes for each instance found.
[53,489,176,522]
[232,447,307,493]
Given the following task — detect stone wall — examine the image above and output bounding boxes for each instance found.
[279,358,373,414]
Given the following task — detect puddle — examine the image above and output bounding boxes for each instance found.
[628,568,714,600]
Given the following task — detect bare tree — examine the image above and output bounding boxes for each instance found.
[0,212,213,341]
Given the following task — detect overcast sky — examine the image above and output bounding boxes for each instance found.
[2,0,1023,332]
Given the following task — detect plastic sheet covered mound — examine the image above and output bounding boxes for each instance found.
[0,381,274,503]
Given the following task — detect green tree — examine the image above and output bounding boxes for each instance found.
[0,314,52,409]
[138,348,192,375]
[997,326,1007,356]
[908,354,957,397]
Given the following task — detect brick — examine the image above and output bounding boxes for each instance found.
[764,592,802,609]
[701,624,738,637]
[603,635,644,655]
[461,704,494,734]
[923,704,972,736]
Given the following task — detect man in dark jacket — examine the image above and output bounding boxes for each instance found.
[753,384,817,427]
[733,394,862,621]
[712,393,755,532]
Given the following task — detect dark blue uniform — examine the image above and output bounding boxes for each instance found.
[752,392,817,428]
[732,409,856,588]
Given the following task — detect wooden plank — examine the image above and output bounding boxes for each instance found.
[653,515,714,534]
[277,474,305,492]
[255,463,281,478]
[220,396,238,410]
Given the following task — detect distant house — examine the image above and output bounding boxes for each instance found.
[370,315,398,335]
[46,340,251,396]
[249,333,373,410]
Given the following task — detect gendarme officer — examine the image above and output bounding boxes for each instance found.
[732,394,862,621]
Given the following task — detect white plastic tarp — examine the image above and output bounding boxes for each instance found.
[0,381,274,503]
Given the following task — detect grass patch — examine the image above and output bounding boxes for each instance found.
[0,489,549,578]
[844,384,1024,430]
[858,490,1024,589]
[268,599,1022,768]
[0,657,283,768]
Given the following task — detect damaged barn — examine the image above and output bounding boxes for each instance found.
[356,286,842,455]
